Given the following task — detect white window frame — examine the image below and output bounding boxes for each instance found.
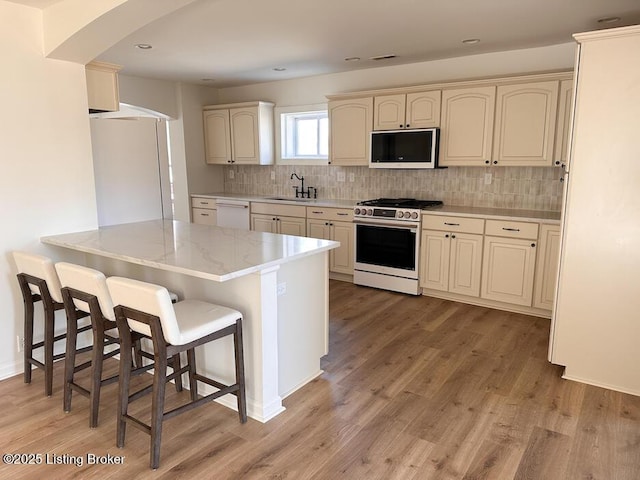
[275,104,329,165]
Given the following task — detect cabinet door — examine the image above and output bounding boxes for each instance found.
[192,208,217,226]
[373,94,406,130]
[481,236,537,306]
[440,86,496,166]
[278,216,306,236]
[203,110,231,164]
[328,98,373,166]
[251,214,277,233]
[307,219,331,240]
[406,91,441,128]
[493,81,559,166]
[449,233,483,297]
[330,221,354,275]
[230,107,259,164]
[533,224,561,310]
[420,230,450,291]
[554,79,573,167]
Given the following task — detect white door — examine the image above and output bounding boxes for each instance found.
[90,117,172,227]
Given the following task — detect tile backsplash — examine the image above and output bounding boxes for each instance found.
[223,165,563,212]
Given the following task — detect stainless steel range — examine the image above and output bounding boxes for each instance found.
[353,198,442,295]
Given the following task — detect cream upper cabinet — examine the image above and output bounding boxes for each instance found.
[203,110,231,164]
[420,215,484,297]
[373,91,441,130]
[328,97,373,166]
[203,101,274,165]
[493,81,559,166]
[439,86,496,166]
[533,224,561,310]
[85,61,121,113]
[554,79,573,167]
[306,207,354,275]
[481,220,539,306]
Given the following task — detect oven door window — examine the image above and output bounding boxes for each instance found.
[356,224,416,270]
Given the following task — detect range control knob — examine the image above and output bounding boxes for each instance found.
[354,208,361,215]
[404,211,411,218]
[397,211,404,218]
[411,211,419,219]
[367,209,373,216]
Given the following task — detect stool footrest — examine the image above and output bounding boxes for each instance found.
[164,383,238,421]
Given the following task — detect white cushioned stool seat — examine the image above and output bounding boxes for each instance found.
[14,251,63,303]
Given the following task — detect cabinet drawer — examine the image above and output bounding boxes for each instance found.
[191,197,216,209]
[422,215,484,234]
[192,208,217,225]
[251,202,306,217]
[485,220,538,239]
[306,207,353,222]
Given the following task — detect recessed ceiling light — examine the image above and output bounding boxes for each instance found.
[134,43,153,50]
[273,67,286,72]
[597,16,621,24]
[201,78,215,82]
[462,38,481,45]
[369,54,396,61]
[344,57,361,62]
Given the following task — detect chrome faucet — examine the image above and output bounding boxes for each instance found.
[291,173,317,198]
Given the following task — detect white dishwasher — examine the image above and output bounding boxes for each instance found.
[216,199,250,230]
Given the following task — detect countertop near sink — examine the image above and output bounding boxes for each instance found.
[191,192,358,209]
[191,193,561,223]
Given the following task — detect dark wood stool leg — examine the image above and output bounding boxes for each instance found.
[43,301,56,397]
[234,319,247,423]
[171,354,182,392]
[23,295,35,385]
[62,301,79,413]
[89,321,106,428]
[186,348,198,402]
[116,324,133,449]
[133,339,143,369]
[150,349,168,470]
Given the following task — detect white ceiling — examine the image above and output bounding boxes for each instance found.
[10,0,640,88]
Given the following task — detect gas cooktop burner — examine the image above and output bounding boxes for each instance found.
[357,198,443,209]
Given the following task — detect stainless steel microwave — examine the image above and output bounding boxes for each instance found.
[370,128,440,169]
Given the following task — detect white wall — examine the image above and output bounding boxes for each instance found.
[118,73,179,118]
[0,2,99,378]
[218,43,576,105]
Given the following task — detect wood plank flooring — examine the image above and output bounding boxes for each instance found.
[1,280,639,479]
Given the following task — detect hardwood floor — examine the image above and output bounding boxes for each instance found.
[1,280,639,479]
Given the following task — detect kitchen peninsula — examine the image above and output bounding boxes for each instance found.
[41,219,338,422]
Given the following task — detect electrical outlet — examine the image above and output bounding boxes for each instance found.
[348,172,355,183]
[270,171,276,180]
[16,335,23,352]
[277,282,287,296]
[229,169,235,179]
[337,171,346,182]
[484,173,492,185]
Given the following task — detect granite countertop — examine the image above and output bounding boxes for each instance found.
[192,193,561,223]
[41,219,338,282]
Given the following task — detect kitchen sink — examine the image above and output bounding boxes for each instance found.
[266,197,314,202]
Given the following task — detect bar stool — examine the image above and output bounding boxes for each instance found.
[107,276,247,469]
[55,263,183,428]
[13,251,92,396]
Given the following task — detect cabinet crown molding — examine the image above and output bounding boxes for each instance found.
[326,70,573,100]
[204,100,274,110]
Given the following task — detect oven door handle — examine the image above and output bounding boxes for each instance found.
[353,219,419,230]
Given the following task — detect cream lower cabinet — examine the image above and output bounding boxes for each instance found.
[328,98,373,166]
[250,202,306,235]
[480,220,539,307]
[420,215,484,297]
[306,207,354,275]
[191,196,217,226]
[533,224,561,310]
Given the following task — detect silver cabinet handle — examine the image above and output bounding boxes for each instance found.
[311,210,324,214]
[337,213,349,216]
[502,227,520,231]
[444,222,460,226]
